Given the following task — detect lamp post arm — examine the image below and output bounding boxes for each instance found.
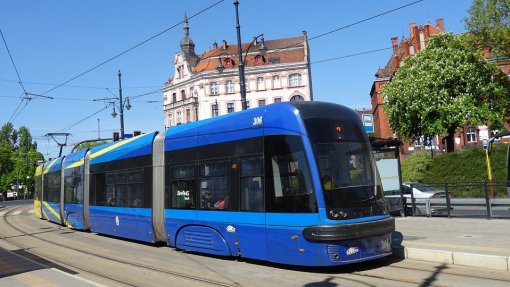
[241,33,265,65]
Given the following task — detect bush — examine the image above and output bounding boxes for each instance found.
[401,143,509,197]
[401,151,432,182]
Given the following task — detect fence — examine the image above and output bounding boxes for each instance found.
[402,181,510,219]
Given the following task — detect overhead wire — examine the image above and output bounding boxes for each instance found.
[311,47,393,65]
[260,0,423,61]
[38,0,225,97]
[1,28,30,123]
[56,107,109,133]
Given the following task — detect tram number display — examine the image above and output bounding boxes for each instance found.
[177,190,190,200]
[252,116,263,126]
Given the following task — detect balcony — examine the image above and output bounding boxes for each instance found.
[164,96,198,109]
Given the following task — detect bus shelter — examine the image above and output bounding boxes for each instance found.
[370,138,405,216]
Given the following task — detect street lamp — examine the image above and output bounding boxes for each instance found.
[220,0,267,110]
[105,70,132,140]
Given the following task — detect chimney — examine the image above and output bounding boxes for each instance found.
[436,19,444,31]
[222,40,228,50]
[213,41,218,49]
[391,37,398,54]
[409,22,416,37]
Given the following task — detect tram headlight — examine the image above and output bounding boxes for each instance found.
[330,210,340,219]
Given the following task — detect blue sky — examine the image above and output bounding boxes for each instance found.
[0,0,473,159]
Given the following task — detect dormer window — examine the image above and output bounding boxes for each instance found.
[225,58,234,68]
[254,55,265,66]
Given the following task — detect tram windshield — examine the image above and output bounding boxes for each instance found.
[305,117,387,219]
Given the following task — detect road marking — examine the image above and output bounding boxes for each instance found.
[28,210,35,214]
[0,211,5,217]
[52,268,109,287]
[11,210,22,216]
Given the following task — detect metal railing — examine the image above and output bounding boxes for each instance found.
[402,181,510,219]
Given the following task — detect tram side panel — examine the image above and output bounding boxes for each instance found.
[63,149,88,230]
[88,132,158,243]
[42,157,65,225]
[34,165,43,219]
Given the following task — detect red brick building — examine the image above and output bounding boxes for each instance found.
[370,19,510,153]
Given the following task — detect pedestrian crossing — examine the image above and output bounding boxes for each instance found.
[0,209,34,217]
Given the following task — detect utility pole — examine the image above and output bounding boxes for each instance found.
[97,118,101,139]
[118,70,125,140]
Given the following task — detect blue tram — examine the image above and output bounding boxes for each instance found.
[34,102,394,266]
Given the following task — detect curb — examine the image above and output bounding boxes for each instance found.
[392,246,510,271]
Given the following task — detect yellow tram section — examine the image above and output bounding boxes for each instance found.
[40,158,61,221]
[33,165,43,218]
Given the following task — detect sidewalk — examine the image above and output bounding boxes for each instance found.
[392,217,510,270]
[0,247,106,287]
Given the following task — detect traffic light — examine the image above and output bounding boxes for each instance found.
[113,132,120,142]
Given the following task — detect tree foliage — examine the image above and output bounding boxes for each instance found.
[465,0,510,57]
[0,122,44,197]
[75,140,107,151]
[382,33,510,152]
[401,151,432,182]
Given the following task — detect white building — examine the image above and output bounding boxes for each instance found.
[162,15,313,128]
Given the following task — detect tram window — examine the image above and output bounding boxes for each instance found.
[240,158,264,212]
[199,160,229,210]
[127,169,144,207]
[64,175,74,203]
[265,135,317,213]
[46,172,61,202]
[170,164,196,209]
[64,167,84,204]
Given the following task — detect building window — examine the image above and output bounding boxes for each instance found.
[409,45,415,55]
[210,82,218,95]
[245,80,250,92]
[186,109,191,123]
[172,93,177,102]
[257,77,265,91]
[274,97,282,103]
[466,127,476,143]
[168,113,173,127]
[272,75,281,89]
[225,80,234,94]
[227,102,235,113]
[181,90,186,101]
[289,74,302,87]
[245,101,250,109]
[211,103,219,117]
[254,55,265,66]
[258,99,266,107]
[225,59,234,68]
[290,95,304,102]
[176,111,182,125]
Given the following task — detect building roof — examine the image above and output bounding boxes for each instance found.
[193,36,305,74]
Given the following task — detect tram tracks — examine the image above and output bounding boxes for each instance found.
[2,205,510,287]
[0,205,239,287]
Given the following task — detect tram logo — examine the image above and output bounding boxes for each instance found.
[226,225,236,233]
[380,238,391,252]
[346,247,359,256]
[115,215,119,226]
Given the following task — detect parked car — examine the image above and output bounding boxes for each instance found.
[402,182,449,198]
[400,183,451,215]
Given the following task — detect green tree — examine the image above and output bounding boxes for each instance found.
[74,140,107,151]
[0,123,43,197]
[465,0,510,57]
[382,33,510,152]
